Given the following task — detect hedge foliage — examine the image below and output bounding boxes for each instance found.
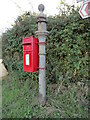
[2,9,89,84]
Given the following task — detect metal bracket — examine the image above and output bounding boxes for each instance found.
[38,42,46,45]
[39,53,46,55]
[39,67,46,70]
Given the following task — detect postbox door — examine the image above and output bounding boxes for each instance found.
[23,36,39,73]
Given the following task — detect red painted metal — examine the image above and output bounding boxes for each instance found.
[23,36,39,73]
[79,1,90,19]
[39,68,46,70]
[38,42,46,45]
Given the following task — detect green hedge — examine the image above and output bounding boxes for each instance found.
[2,10,89,84]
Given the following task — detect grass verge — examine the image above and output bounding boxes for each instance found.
[2,71,89,118]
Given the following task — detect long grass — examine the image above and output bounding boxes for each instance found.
[2,71,88,118]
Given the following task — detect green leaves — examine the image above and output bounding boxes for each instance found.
[46,10,89,84]
[2,9,89,84]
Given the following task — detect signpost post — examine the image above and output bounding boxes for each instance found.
[76,0,83,3]
[79,0,90,18]
[76,0,88,3]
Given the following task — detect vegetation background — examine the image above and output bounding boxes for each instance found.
[1,4,89,118]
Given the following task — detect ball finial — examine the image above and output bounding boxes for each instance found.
[38,4,45,12]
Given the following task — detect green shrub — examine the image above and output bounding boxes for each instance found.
[2,10,89,84]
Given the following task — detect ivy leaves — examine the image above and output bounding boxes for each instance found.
[2,10,89,84]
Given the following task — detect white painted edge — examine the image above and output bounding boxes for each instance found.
[79,0,90,18]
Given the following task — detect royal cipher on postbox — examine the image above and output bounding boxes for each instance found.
[23,36,39,73]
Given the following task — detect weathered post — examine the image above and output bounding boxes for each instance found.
[35,4,49,106]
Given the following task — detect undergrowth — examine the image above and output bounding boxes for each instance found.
[2,71,88,118]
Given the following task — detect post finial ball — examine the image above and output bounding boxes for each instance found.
[38,4,45,12]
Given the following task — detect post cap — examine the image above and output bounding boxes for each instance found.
[38,4,45,12]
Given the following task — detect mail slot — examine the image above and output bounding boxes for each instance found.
[23,36,39,73]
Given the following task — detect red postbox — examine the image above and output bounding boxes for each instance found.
[23,36,39,73]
